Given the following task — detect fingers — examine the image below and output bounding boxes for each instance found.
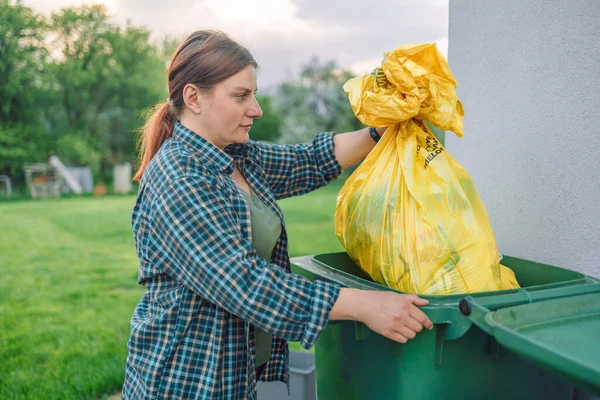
[398,326,417,340]
[390,332,409,344]
[403,315,425,333]
[387,319,424,344]
[362,291,434,344]
[411,296,429,307]
[409,306,434,331]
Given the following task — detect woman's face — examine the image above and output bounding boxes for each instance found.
[197,65,263,149]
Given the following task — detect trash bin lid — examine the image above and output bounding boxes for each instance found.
[468,291,600,395]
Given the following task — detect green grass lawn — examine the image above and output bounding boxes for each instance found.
[0,179,346,399]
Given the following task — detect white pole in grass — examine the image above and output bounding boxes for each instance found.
[0,175,11,197]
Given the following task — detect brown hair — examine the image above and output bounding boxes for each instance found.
[133,30,258,181]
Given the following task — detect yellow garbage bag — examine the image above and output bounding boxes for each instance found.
[335,43,520,295]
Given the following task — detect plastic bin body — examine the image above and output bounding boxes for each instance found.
[291,252,600,400]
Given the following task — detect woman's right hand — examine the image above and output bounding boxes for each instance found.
[329,288,434,344]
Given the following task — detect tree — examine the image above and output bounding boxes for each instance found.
[158,34,182,66]
[46,5,165,174]
[0,0,49,124]
[273,57,364,144]
[249,95,283,143]
[0,0,52,178]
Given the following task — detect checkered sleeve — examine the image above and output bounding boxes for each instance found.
[252,132,342,200]
[148,175,340,349]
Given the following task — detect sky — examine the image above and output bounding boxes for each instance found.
[22,0,449,89]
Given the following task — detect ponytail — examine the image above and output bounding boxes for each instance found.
[133,103,175,181]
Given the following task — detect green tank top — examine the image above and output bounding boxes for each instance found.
[239,188,282,367]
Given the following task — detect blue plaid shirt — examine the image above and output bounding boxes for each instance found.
[122,121,342,399]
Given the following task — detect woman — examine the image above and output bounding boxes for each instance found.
[123,30,433,400]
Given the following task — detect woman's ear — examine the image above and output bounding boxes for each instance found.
[182,84,202,115]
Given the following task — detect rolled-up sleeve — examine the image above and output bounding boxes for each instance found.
[148,175,340,349]
[252,132,342,200]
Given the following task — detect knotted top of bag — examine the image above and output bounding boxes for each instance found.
[343,43,465,137]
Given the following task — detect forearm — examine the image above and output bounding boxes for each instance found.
[254,132,342,199]
[329,288,365,321]
[333,127,385,170]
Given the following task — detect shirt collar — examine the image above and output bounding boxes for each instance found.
[173,121,239,174]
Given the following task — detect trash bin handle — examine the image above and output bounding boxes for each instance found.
[460,283,600,314]
[458,283,600,334]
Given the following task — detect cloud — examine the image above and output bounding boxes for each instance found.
[23,0,118,15]
[22,0,449,87]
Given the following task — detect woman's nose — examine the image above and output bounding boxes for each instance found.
[248,96,263,118]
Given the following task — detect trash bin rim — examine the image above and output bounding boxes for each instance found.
[303,252,592,304]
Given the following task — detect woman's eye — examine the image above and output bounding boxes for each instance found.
[236,94,247,99]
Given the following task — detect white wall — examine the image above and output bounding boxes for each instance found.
[448,0,600,279]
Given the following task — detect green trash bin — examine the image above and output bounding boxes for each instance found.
[291,252,600,400]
